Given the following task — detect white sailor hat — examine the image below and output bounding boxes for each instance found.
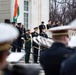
[0,23,19,51]
[49,25,76,36]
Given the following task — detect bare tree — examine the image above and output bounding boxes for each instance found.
[49,0,76,25]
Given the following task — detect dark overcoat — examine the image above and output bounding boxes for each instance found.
[40,42,74,75]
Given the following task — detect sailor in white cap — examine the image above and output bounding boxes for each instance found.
[0,23,19,72]
[40,25,76,75]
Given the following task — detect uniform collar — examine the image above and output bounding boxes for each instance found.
[52,42,66,47]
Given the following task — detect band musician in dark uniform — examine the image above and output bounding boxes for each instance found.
[40,28,48,38]
[39,21,46,34]
[40,28,48,50]
[0,23,40,75]
[31,27,39,63]
[11,22,17,52]
[40,26,75,75]
[0,23,19,75]
[16,23,23,52]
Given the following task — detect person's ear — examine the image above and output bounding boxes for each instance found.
[62,36,66,41]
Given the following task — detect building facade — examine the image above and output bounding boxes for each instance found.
[0,0,49,31]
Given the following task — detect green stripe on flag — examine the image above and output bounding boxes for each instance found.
[13,6,20,23]
[13,17,17,23]
[17,6,20,17]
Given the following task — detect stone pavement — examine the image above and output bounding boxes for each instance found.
[19,57,45,75]
[17,62,45,75]
[18,49,45,75]
[10,46,45,75]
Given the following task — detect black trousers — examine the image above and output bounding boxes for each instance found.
[11,46,16,52]
[17,40,23,52]
[11,41,17,52]
[33,47,38,63]
[11,46,22,52]
[25,48,31,63]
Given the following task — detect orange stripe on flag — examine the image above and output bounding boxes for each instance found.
[14,0,18,17]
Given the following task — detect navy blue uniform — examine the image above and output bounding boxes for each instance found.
[39,25,45,33]
[40,42,74,75]
[12,26,23,52]
[40,32,48,50]
[11,40,17,52]
[16,27,23,52]
[31,32,39,63]
[61,52,76,75]
[40,32,48,38]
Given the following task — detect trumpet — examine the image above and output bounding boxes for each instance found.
[32,36,53,48]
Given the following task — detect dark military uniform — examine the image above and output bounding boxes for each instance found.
[40,32,48,38]
[24,33,31,63]
[16,26,23,52]
[11,25,22,52]
[3,65,11,75]
[31,32,39,63]
[61,52,76,75]
[0,23,19,75]
[40,31,48,50]
[40,42,74,75]
[11,40,17,52]
[39,25,45,33]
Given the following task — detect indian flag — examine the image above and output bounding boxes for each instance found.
[13,0,20,22]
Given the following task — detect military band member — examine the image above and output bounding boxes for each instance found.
[11,22,17,52]
[40,26,75,75]
[24,29,31,63]
[40,28,48,50]
[31,27,39,63]
[39,21,46,34]
[0,23,19,74]
[40,28,48,38]
[16,23,23,52]
[61,52,76,75]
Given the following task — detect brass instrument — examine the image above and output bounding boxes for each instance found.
[34,19,76,48]
[32,36,53,48]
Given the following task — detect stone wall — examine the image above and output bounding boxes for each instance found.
[0,0,10,22]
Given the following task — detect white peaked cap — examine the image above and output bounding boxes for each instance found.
[0,23,19,43]
[49,25,76,32]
